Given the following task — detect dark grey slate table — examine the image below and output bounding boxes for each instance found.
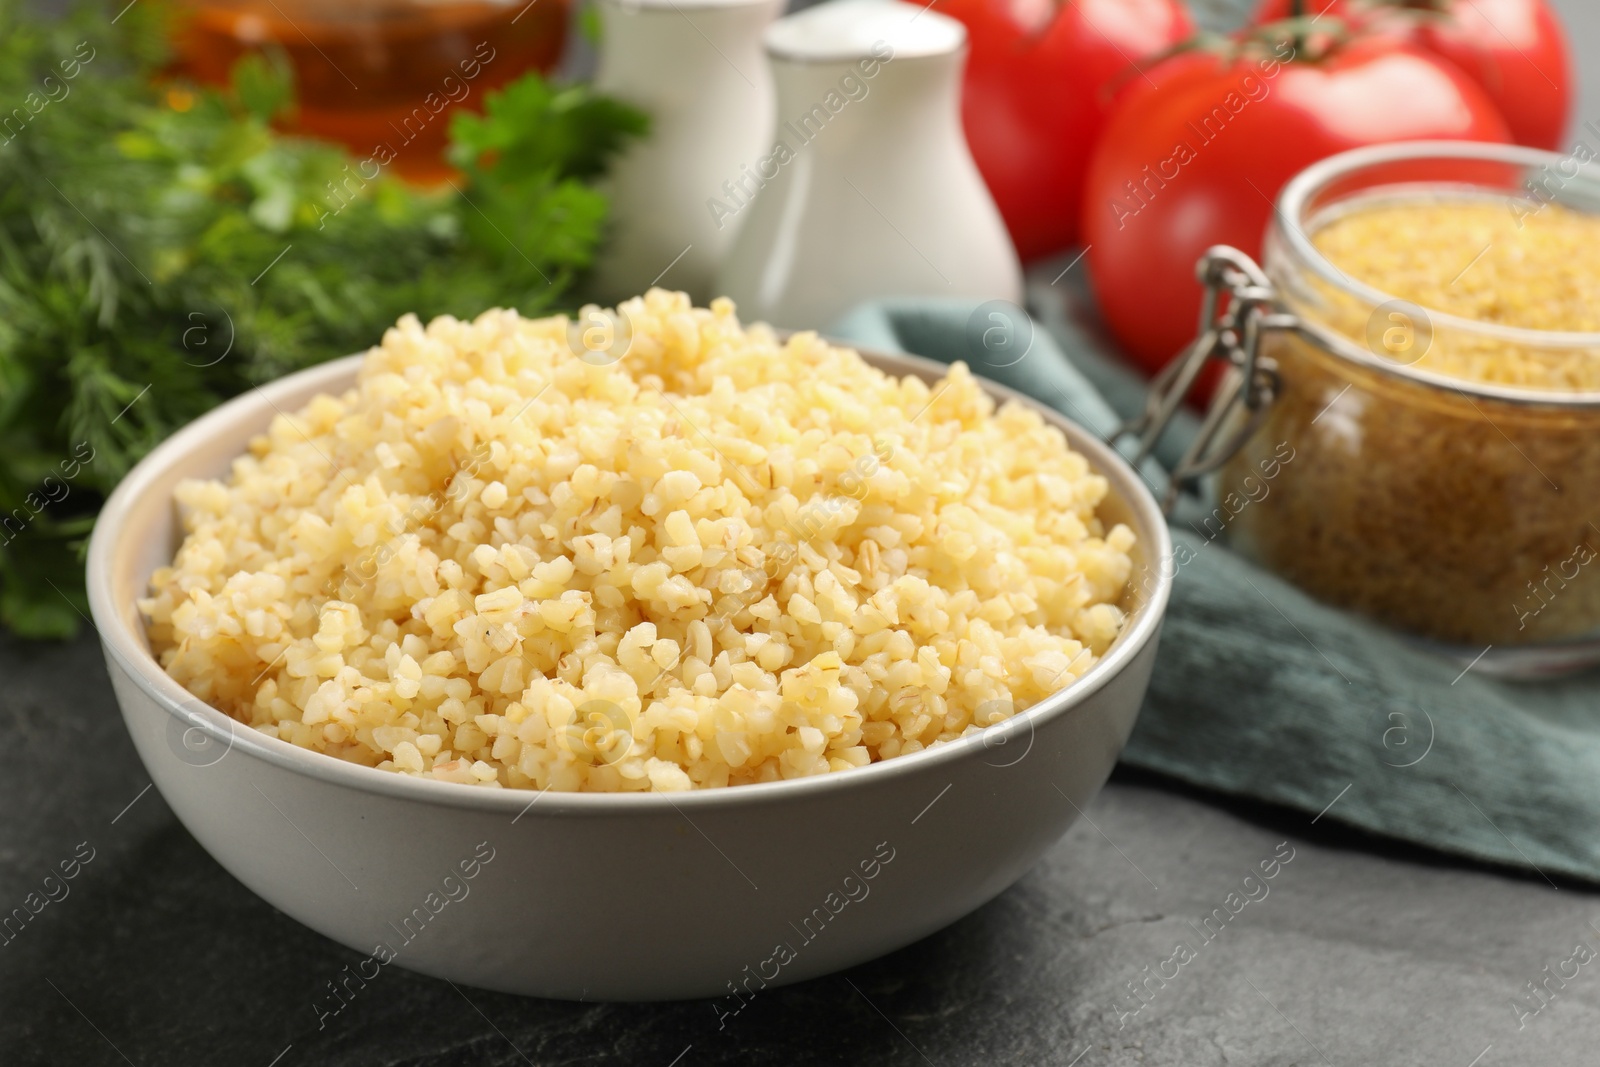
[4,631,1598,1066]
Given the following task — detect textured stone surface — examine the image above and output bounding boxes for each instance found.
[4,632,1600,1065]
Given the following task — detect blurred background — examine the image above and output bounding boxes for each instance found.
[799,0,1596,125]
[1547,0,1592,123]
[0,0,1590,635]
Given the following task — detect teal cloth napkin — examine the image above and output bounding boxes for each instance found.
[832,285,1600,886]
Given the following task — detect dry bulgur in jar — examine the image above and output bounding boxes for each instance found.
[1216,144,1600,655]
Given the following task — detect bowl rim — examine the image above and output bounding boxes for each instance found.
[86,337,1172,815]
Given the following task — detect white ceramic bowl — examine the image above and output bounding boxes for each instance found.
[86,346,1172,1001]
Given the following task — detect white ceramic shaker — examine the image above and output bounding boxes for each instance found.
[590,0,783,304]
[714,0,1022,329]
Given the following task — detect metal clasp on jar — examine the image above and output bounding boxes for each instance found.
[1109,246,1296,513]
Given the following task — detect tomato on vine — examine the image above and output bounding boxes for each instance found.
[1080,20,1511,375]
[1253,0,1571,149]
[941,0,1194,261]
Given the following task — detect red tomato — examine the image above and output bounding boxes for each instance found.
[1253,0,1571,149]
[942,0,1194,261]
[1081,34,1511,375]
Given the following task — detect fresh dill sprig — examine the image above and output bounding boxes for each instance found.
[0,0,646,636]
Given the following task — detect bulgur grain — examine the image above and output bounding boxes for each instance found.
[1222,194,1600,645]
[141,290,1134,791]
[1312,197,1600,389]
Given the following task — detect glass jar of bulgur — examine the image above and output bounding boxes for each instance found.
[1135,142,1600,678]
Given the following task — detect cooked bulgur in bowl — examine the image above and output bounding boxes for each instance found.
[85,320,1169,996]
[139,290,1136,792]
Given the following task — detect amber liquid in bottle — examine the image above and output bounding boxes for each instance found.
[176,0,569,182]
